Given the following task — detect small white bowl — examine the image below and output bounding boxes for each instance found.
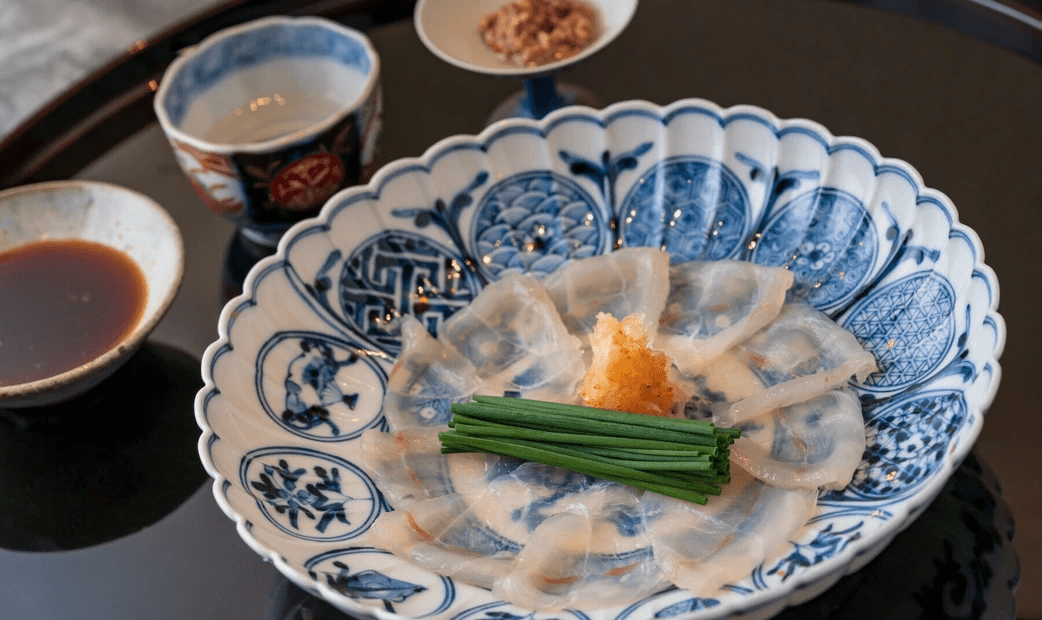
[0,181,184,409]
[415,0,639,77]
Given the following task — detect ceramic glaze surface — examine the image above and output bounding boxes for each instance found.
[196,99,1003,620]
[0,180,184,408]
[154,16,382,247]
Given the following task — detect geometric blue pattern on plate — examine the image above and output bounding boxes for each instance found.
[240,446,381,542]
[198,98,1004,620]
[842,271,956,392]
[751,188,877,311]
[472,170,608,281]
[338,230,481,356]
[620,156,750,263]
[822,390,967,503]
[257,331,386,441]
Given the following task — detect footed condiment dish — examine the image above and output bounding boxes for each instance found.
[415,0,638,77]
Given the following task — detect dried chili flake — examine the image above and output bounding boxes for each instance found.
[478,0,598,67]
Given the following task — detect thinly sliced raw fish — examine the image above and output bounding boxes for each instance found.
[642,466,817,596]
[492,479,668,611]
[382,315,483,430]
[658,260,793,377]
[731,389,866,490]
[440,273,585,400]
[359,427,502,505]
[711,303,876,426]
[363,494,517,589]
[542,247,671,346]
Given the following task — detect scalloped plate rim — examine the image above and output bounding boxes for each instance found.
[195,96,1005,620]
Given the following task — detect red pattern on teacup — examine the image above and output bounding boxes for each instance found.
[269,152,345,210]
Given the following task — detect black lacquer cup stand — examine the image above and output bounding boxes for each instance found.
[222,229,280,303]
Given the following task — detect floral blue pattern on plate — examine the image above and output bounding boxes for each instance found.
[196,98,1004,620]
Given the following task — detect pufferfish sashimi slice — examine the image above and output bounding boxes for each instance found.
[361,427,668,610]
[657,260,794,378]
[361,494,517,590]
[492,486,670,612]
[641,465,817,597]
[382,315,483,431]
[360,459,578,590]
[542,247,671,347]
[439,272,585,401]
[731,389,866,490]
[359,427,504,505]
[709,303,877,427]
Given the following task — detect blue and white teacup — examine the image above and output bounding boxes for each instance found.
[154,16,382,248]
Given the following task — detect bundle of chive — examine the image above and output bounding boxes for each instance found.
[440,395,740,505]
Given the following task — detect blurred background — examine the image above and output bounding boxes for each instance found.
[4,0,1042,140]
[0,0,215,138]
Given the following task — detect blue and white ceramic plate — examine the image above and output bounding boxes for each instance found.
[196,98,1004,620]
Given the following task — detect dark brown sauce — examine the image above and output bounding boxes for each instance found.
[0,239,147,386]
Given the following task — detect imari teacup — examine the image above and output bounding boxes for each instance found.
[154,15,382,248]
